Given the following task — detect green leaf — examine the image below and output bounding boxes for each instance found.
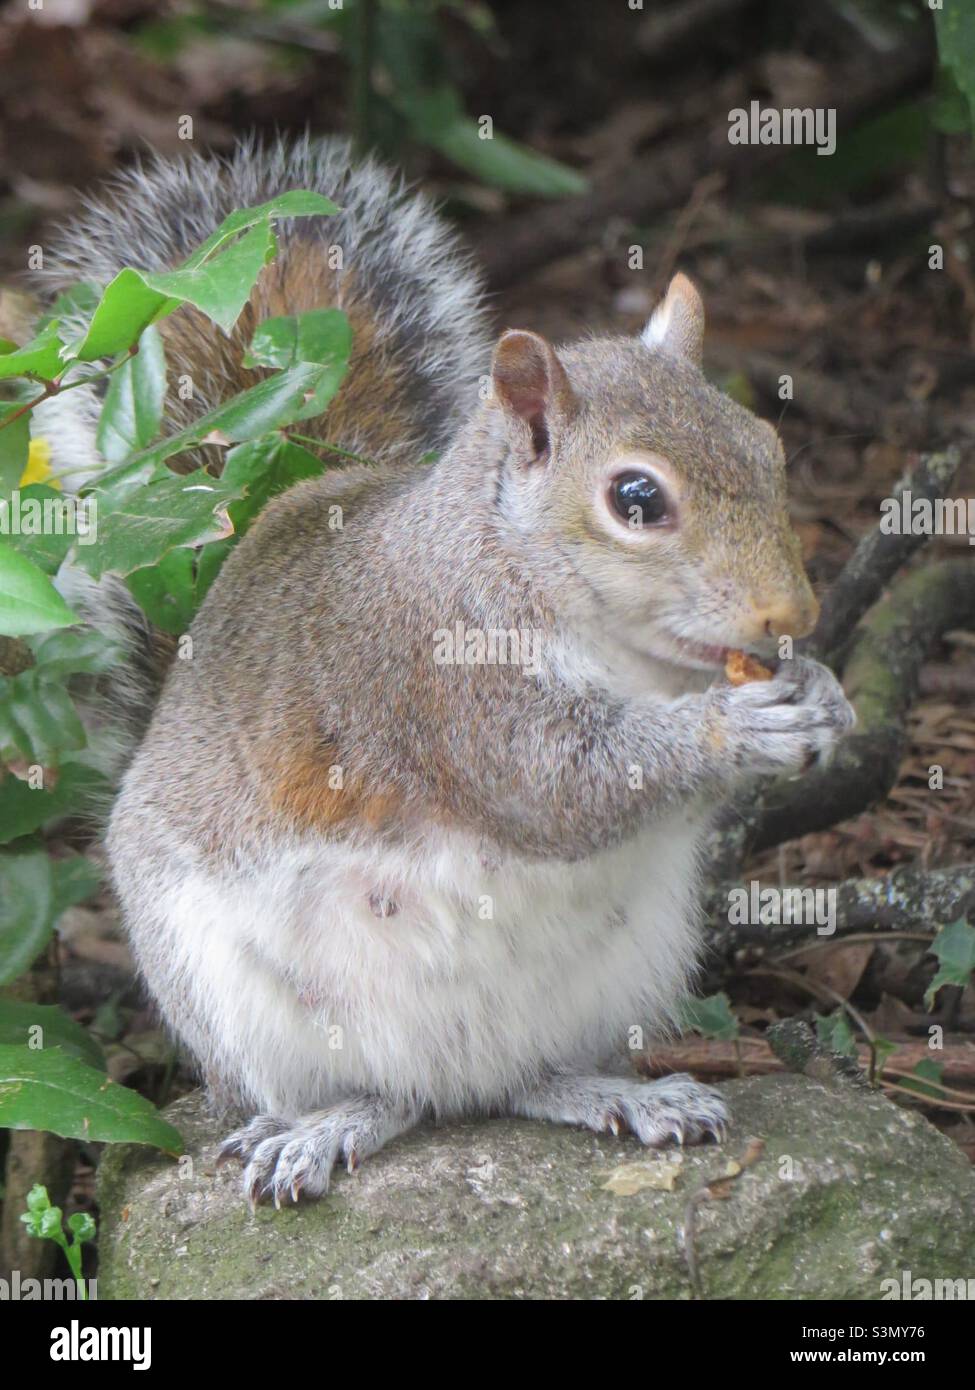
[140,220,277,335]
[67,191,340,361]
[433,118,588,197]
[193,536,233,606]
[410,88,587,197]
[222,435,324,533]
[95,325,167,463]
[898,1057,946,1102]
[679,991,740,1041]
[0,321,66,383]
[51,852,101,915]
[0,668,86,765]
[0,846,97,985]
[66,269,179,364]
[180,190,340,269]
[28,627,124,678]
[0,762,107,845]
[123,434,326,628]
[0,845,54,984]
[0,1044,183,1150]
[73,468,245,581]
[95,360,343,492]
[925,917,975,1010]
[0,1001,105,1070]
[814,1010,858,1057]
[125,547,197,635]
[243,309,351,420]
[0,547,78,636]
[0,405,30,499]
[243,308,352,371]
[935,4,975,132]
[933,63,972,136]
[0,485,77,574]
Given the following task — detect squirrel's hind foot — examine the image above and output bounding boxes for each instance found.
[217,1097,418,1208]
[511,1072,727,1148]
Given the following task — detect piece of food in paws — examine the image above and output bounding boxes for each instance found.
[725,649,774,685]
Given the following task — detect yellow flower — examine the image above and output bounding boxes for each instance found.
[20,436,59,489]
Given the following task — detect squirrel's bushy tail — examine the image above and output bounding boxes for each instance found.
[33,135,492,779]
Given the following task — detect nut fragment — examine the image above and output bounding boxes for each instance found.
[725,649,774,685]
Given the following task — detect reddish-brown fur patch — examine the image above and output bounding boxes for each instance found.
[265,740,402,834]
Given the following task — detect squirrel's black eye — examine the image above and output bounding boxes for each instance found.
[610,472,671,528]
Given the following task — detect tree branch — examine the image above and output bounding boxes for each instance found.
[703,555,975,878]
[704,862,975,955]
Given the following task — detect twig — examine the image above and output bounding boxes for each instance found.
[640,1038,975,1087]
[0,348,138,434]
[681,1137,765,1299]
[808,448,961,664]
[879,1079,975,1114]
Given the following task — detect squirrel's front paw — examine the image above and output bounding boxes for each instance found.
[715,655,854,778]
[217,1096,417,1208]
[511,1073,727,1146]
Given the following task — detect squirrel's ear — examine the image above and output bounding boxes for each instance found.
[491,329,576,463]
[641,273,705,364]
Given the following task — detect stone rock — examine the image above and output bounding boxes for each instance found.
[96,1074,975,1300]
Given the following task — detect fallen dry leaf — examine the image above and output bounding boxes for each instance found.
[601,1157,683,1195]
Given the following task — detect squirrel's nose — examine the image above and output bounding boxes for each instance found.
[748,593,819,641]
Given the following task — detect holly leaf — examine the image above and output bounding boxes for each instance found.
[0,845,99,984]
[180,190,340,268]
[28,627,125,678]
[72,469,245,581]
[139,221,276,336]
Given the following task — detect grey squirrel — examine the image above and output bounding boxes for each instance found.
[41,137,854,1206]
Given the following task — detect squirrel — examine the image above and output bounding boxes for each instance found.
[38,136,854,1206]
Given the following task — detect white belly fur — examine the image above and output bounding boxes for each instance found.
[133,812,707,1119]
